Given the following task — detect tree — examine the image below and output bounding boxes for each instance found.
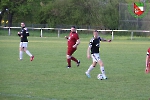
[0,0,37,27]
[39,0,104,27]
[0,0,9,26]
[0,0,125,29]
[100,0,119,29]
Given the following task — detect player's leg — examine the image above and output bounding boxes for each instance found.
[85,54,97,78]
[85,61,97,78]
[98,60,107,79]
[66,48,72,68]
[71,56,79,63]
[66,54,71,68]
[70,48,80,66]
[23,42,34,61]
[19,42,23,60]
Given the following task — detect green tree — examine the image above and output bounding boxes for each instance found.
[39,0,103,27]
[0,0,42,26]
[0,0,125,29]
[100,0,119,29]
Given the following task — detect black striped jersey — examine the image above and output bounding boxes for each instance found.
[18,27,29,42]
[89,36,101,54]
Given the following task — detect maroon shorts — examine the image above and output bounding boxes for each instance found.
[67,48,77,55]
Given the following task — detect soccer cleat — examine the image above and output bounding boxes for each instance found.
[19,58,22,61]
[67,66,71,68]
[77,60,80,67]
[102,74,107,79]
[85,72,91,78]
[30,56,34,61]
[103,77,107,79]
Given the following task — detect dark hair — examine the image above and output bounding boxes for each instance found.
[71,26,76,28]
[93,30,98,32]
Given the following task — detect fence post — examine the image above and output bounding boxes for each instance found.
[111,30,114,40]
[40,28,42,37]
[8,27,11,36]
[131,32,133,40]
[58,29,60,38]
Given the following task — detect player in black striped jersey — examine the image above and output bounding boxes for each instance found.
[85,30,111,79]
[18,22,34,61]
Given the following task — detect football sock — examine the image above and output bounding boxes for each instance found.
[25,50,32,57]
[71,56,78,63]
[87,65,94,73]
[100,66,105,75]
[20,51,23,59]
[67,58,71,67]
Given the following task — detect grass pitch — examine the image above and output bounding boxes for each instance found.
[0,36,150,100]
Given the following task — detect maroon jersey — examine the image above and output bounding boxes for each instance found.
[67,32,79,48]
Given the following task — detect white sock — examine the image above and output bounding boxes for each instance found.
[100,66,106,75]
[20,51,23,59]
[25,50,32,57]
[86,65,94,74]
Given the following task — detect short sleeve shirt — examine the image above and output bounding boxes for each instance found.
[67,32,79,48]
[20,27,29,42]
[89,36,101,54]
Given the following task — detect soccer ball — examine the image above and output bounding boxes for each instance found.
[97,74,103,80]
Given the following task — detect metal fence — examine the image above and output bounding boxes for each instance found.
[1,26,150,40]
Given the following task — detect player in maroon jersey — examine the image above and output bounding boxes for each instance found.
[145,47,150,73]
[65,26,80,68]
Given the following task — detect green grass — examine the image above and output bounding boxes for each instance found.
[0,36,150,100]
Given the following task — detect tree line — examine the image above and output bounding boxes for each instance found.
[0,0,144,29]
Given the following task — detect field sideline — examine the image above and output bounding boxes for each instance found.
[0,36,150,100]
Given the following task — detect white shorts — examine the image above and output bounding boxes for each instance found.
[19,42,28,48]
[91,53,101,62]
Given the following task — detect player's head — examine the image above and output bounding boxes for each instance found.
[71,26,76,33]
[93,30,99,39]
[21,22,25,27]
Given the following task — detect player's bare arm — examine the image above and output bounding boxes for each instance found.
[73,39,80,48]
[18,32,21,36]
[101,38,111,42]
[87,46,91,59]
[145,55,150,73]
[65,36,68,39]
[146,55,149,68]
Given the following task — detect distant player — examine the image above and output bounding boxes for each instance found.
[18,22,34,61]
[85,30,111,79]
[65,26,80,68]
[145,47,150,73]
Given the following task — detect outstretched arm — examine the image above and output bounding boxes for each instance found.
[101,38,111,42]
